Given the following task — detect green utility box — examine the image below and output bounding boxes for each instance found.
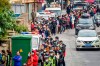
[11,35,32,66]
[11,34,42,66]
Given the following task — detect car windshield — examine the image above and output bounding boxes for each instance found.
[49,10,61,16]
[73,3,87,8]
[78,30,97,37]
[79,19,93,24]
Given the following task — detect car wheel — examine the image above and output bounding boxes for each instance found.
[96,23,99,27]
[76,48,80,51]
[75,30,77,35]
[98,48,100,50]
[75,32,78,35]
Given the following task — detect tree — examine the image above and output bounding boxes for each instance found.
[0,0,28,40]
[0,0,11,12]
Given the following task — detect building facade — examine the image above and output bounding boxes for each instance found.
[10,0,44,21]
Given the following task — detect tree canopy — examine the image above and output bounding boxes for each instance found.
[0,0,28,40]
[0,0,11,12]
[0,0,16,39]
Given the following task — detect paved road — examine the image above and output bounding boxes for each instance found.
[53,27,100,66]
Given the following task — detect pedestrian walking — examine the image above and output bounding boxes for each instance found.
[66,5,71,15]
[13,51,22,66]
[70,13,75,29]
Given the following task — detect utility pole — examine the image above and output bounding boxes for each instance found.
[54,0,55,2]
[61,0,63,15]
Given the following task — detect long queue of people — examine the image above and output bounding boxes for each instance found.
[31,3,100,37]
[25,36,66,66]
[0,2,99,66]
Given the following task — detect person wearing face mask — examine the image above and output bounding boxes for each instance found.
[32,50,38,66]
[49,50,57,66]
[44,56,51,66]
[26,52,33,66]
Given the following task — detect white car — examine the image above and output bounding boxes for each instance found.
[75,30,100,50]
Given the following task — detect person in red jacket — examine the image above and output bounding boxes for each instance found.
[26,52,33,66]
[31,22,34,32]
[32,50,38,66]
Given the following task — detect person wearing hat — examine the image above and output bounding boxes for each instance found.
[44,56,51,66]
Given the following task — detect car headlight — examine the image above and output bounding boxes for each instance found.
[89,25,94,29]
[95,40,99,43]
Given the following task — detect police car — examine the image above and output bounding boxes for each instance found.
[75,30,100,50]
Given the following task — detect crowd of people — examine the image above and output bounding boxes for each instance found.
[26,36,66,66]
[0,2,100,66]
[28,3,100,66]
[31,3,100,37]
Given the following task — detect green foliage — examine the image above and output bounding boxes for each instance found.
[14,25,28,33]
[0,8,15,38]
[0,2,15,39]
[0,0,11,12]
[0,0,28,40]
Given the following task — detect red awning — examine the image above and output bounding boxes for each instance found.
[85,0,94,3]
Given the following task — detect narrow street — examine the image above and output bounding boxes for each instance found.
[53,27,100,66]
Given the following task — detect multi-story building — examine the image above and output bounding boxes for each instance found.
[10,0,44,21]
